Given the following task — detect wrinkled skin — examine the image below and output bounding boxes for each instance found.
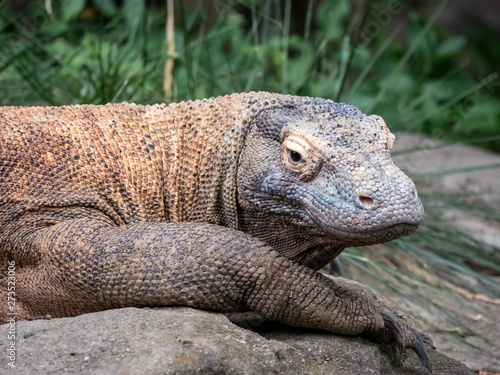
[0,92,430,371]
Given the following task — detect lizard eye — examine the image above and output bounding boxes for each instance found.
[289,149,302,164]
[283,136,309,172]
[281,131,323,181]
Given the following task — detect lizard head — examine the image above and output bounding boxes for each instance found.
[237,96,424,251]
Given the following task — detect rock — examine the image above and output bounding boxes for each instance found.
[0,279,472,375]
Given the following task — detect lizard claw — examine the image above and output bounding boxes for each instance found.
[382,311,432,372]
[382,311,405,352]
[409,327,433,372]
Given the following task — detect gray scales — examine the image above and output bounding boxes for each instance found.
[0,92,430,370]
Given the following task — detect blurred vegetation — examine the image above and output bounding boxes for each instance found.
[1,0,499,337]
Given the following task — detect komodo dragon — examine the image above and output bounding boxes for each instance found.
[0,92,430,370]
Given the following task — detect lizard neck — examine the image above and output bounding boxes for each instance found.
[151,98,247,228]
[149,92,300,228]
[237,209,346,270]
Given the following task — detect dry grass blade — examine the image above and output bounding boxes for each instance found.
[164,0,175,100]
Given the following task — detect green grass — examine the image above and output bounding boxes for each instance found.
[1,0,499,329]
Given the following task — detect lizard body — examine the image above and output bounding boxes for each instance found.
[0,92,429,369]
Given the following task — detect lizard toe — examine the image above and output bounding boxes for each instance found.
[382,310,405,352]
[378,311,432,372]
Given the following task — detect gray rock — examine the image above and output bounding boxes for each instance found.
[0,279,472,375]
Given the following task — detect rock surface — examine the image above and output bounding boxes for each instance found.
[0,305,471,375]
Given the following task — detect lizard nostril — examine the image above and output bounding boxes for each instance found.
[359,195,374,208]
[413,188,419,202]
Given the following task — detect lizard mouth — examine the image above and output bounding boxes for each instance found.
[306,210,421,246]
[357,222,420,244]
[301,190,424,246]
[332,223,419,246]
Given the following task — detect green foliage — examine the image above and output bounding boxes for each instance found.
[60,0,86,22]
[3,0,497,148]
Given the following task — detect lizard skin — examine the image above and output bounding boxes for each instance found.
[0,92,430,370]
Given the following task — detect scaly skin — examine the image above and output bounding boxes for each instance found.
[0,92,430,370]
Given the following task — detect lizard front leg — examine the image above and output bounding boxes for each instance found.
[7,216,430,369]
